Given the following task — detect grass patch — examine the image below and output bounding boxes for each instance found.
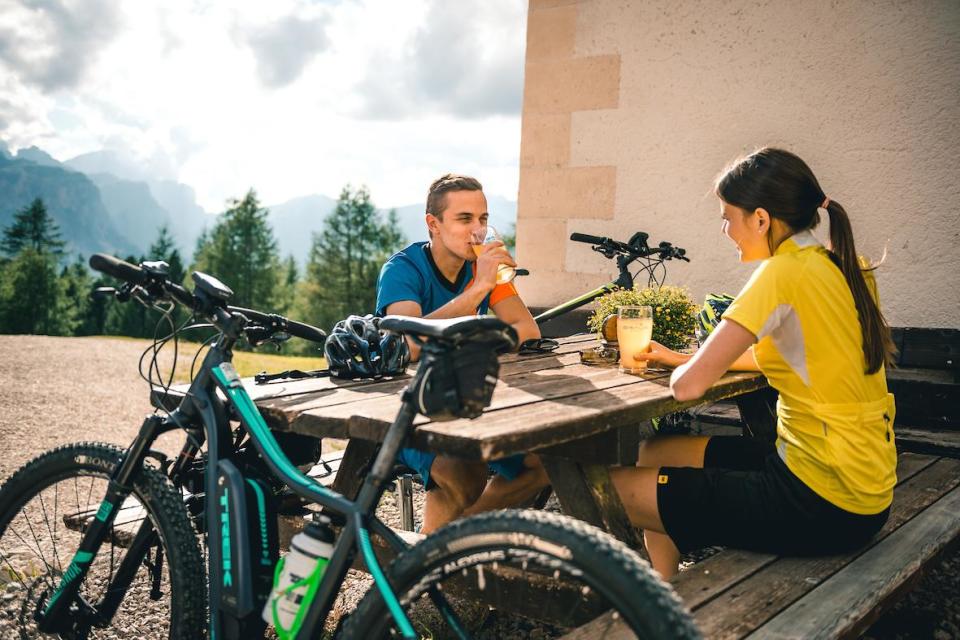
[86,335,326,382]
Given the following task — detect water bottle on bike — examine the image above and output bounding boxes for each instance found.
[264,516,335,638]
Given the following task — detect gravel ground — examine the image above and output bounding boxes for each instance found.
[0,335,957,638]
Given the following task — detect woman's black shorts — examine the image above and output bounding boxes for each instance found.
[657,436,889,555]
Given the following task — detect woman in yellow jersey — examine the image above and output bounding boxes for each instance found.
[610,147,898,579]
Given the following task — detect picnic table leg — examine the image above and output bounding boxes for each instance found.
[540,455,643,550]
[735,387,778,443]
[329,438,380,501]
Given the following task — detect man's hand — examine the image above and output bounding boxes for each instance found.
[473,241,515,291]
[630,340,688,369]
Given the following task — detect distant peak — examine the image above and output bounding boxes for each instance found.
[16,146,61,167]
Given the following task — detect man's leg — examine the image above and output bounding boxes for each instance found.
[461,454,550,516]
[421,455,488,534]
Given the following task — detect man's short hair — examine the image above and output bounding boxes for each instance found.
[426,174,483,219]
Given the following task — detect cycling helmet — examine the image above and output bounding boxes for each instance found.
[696,293,735,342]
[324,315,410,379]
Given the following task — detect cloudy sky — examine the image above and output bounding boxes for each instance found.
[0,0,527,210]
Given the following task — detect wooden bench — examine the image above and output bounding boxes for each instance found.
[564,450,960,639]
[62,449,356,547]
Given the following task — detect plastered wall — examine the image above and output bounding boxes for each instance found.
[516,0,960,328]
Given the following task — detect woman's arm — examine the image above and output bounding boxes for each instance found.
[669,319,757,401]
[634,339,760,372]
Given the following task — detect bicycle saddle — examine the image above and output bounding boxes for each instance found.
[379,315,518,352]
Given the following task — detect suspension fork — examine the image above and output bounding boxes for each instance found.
[37,415,167,632]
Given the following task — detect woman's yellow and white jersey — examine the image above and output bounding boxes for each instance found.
[723,230,896,515]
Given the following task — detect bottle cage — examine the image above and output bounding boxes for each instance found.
[404,341,501,421]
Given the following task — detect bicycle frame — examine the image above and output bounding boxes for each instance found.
[533,254,634,325]
[39,315,422,640]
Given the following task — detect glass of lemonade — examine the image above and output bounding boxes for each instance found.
[470,225,516,285]
[617,305,653,373]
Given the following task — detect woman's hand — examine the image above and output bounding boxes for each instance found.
[630,340,689,369]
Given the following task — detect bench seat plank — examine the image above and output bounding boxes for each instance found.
[671,452,935,610]
[558,453,941,640]
[691,456,960,639]
[747,483,960,639]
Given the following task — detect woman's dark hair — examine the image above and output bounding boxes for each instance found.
[715,147,895,374]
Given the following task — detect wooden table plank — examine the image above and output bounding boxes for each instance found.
[256,350,592,430]
[287,369,765,461]
[247,333,597,404]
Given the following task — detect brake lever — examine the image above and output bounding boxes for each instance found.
[91,286,118,300]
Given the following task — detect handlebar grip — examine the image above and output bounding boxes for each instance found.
[285,319,327,343]
[89,253,147,285]
[166,282,197,308]
[570,232,607,245]
[229,306,327,344]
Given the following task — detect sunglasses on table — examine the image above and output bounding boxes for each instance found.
[518,338,560,355]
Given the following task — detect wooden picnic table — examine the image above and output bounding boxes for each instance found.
[243,334,777,548]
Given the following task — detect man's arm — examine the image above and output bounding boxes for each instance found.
[384,283,496,360]
[490,295,540,345]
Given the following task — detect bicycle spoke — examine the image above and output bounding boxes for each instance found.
[426,585,472,640]
[14,506,60,591]
[37,489,64,575]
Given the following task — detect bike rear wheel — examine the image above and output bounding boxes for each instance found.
[0,442,205,639]
[339,509,701,639]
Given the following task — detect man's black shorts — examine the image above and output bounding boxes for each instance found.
[657,436,889,555]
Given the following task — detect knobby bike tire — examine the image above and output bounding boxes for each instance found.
[0,442,206,639]
[339,509,701,640]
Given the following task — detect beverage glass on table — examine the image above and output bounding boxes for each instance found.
[470,225,516,285]
[617,305,653,373]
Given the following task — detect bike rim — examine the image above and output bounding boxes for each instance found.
[0,471,178,639]
[381,545,643,639]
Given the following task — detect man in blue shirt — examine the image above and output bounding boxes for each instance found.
[376,173,547,533]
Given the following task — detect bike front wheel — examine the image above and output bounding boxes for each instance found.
[340,509,701,639]
[0,442,206,639]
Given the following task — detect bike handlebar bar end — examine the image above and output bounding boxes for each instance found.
[90,253,147,285]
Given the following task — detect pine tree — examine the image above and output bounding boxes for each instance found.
[275,255,299,316]
[192,189,280,310]
[299,186,406,331]
[60,255,96,335]
[147,225,185,285]
[0,198,69,334]
[0,249,72,334]
[0,198,65,256]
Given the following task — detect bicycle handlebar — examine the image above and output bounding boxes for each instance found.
[228,306,328,344]
[89,253,327,344]
[569,232,606,245]
[89,253,149,286]
[569,231,689,261]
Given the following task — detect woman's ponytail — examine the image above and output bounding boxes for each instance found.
[825,199,896,373]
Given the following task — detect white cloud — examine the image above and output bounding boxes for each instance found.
[0,0,527,210]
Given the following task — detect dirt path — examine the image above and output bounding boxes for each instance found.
[0,335,956,638]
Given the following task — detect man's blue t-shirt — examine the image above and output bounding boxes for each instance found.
[376,241,525,489]
[376,241,494,316]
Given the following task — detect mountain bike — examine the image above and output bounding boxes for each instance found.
[533,231,690,327]
[0,254,701,639]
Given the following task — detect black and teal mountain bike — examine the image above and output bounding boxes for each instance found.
[0,254,701,639]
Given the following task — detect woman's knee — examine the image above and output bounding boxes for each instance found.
[637,435,711,468]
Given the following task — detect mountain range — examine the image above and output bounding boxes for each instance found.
[0,141,517,266]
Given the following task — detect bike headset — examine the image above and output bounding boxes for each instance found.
[324,314,410,379]
[696,293,735,341]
